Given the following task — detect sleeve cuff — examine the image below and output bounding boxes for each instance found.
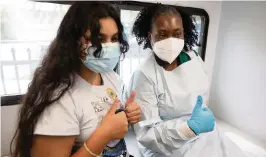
[178,122,196,140]
[34,124,80,136]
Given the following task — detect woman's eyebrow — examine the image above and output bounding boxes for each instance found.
[157,29,168,33]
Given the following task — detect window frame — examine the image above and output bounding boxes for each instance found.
[1,1,209,106]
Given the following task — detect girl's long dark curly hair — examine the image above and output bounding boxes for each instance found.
[11,2,128,157]
[132,3,198,51]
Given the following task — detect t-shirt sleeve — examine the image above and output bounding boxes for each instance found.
[34,93,80,136]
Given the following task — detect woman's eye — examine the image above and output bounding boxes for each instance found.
[173,32,182,38]
[158,34,167,39]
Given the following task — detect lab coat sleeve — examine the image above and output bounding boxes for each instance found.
[125,70,196,156]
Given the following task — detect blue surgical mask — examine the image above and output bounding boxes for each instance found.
[81,42,121,73]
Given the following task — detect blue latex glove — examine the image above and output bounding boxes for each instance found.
[187,96,215,135]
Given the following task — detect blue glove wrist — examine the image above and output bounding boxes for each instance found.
[187,120,200,135]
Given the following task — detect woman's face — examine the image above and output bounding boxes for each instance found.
[150,14,184,44]
[80,17,119,59]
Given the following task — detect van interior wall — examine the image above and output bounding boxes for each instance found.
[210,1,266,143]
[174,1,222,104]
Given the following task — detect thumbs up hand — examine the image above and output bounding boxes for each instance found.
[100,100,128,141]
[187,96,215,135]
[125,91,141,124]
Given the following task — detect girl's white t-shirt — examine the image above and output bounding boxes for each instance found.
[34,72,124,150]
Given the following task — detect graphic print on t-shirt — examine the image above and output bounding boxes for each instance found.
[91,96,110,113]
[91,88,119,116]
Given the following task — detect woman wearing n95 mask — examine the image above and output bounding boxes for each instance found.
[11,2,140,157]
[125,3,248,157]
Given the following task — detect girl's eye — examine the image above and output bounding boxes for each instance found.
[111,36,119,42]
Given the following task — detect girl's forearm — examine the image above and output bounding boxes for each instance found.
[72,126,109,157]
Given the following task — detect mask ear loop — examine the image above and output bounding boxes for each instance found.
[117,44,124,61]
[148,32,155,50]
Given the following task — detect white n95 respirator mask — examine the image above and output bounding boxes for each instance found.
[152,38,185,64]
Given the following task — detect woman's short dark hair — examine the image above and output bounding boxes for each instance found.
[132,3,198,51]
[11,2,128,157]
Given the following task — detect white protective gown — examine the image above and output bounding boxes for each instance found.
[124,51,247,157]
